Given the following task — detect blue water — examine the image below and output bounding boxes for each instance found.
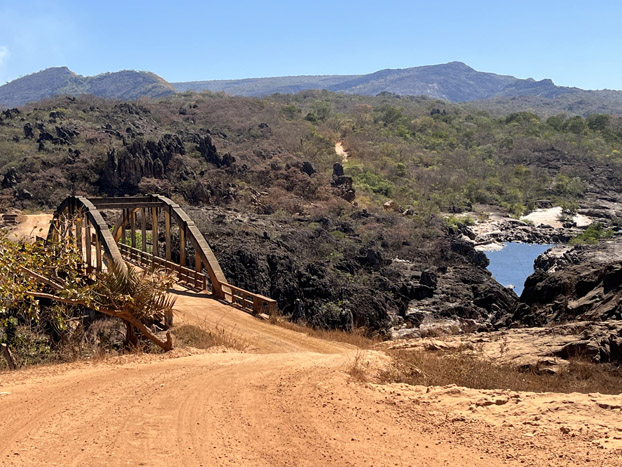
[484,242,553,296]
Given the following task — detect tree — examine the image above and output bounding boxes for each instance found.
[0,229,176,368]
[564,116,587,136]
[587,114,611,132]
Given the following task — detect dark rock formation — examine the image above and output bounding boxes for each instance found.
[23,123,34,139]
[450,238,489,267]
[1,167,18,189]
[15,188,33,200]
[100,134,185,194]
[501,237,622,326]
[301,161,316,177]
[196,134,234,168]
[184,206,515,333]
[331,163,355,202]
[55,125,79,143]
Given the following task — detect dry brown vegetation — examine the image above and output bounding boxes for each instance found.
[383,349,622,395]
[172,323,248,351]
[275,320,378,349]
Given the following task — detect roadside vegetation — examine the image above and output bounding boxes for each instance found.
[0,229,176,370]
[368,349,622,395]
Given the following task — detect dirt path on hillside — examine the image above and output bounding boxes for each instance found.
[335,141,349,162]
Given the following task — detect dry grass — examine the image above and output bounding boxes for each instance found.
[275,320,378,349]
[384,349,622,395]
[347,350,371,382]
[172,323,248,351]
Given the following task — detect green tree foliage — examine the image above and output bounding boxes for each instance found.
[0,229,176,367]
[569,223,614,245]
[587,114,611,131]
[564,116,587,135]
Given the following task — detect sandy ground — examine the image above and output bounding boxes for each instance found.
[5,213,53,242]
[2,291,621,466]
[2,216,622,466]
[1,292,509,467]
[520,206,592,229]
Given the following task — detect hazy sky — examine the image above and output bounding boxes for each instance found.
[1,0,621,90]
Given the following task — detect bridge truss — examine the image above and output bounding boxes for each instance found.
[47,195,276,316]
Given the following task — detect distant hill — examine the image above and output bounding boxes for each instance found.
[0,67,175,107]
[4,62,622,116]
[468,90,622,117]
[172,62,581,102]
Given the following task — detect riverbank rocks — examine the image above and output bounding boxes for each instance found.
[384,320,622,369]
[499,237,622,327]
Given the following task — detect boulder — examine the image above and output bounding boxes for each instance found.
[1,167,18,189]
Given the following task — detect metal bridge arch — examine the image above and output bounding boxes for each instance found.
[46,195,276,315]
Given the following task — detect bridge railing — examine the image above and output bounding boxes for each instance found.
[49,195,278,318]
[118,243,210,292]
[118,242,276,317]
[221,282,277,317]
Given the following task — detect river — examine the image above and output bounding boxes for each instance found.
[483,242,553,296]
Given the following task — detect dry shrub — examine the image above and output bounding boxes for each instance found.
[385,349,622,395]
[276,320,377,349]
[172,323,247,351]
[347,350,371,382]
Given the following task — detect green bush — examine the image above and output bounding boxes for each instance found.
[570,223,614,245]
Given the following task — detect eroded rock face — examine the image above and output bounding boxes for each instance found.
[196,134,234,168]
[184,206,517,333]
[331,163,355,202]
[385,320,622,370]
[502,237,622,326]
[99,134,185,194]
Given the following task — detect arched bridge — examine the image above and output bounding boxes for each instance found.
[46,195,277,316]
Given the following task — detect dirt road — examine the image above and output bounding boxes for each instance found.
[3,291,621,466]
[5,213,52,242]
[0,290,507,466]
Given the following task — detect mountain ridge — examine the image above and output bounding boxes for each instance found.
[0,67,175,107]
[170,61,581,101]
[1,62,620,115]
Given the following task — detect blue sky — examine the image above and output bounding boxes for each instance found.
[1,0,621,90]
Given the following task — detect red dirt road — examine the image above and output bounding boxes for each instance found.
[0,289,513,467]
[1,289,620,466]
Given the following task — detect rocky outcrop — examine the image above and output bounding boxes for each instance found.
[501,237,622,326]
[395,262,518,335]
[183,206,517,334]
[470,217,572,246]
[100,134,185,194]
[196,135,234,168]
[385,320,622,370]
[331,163,355,202]
[1,167,18,189]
